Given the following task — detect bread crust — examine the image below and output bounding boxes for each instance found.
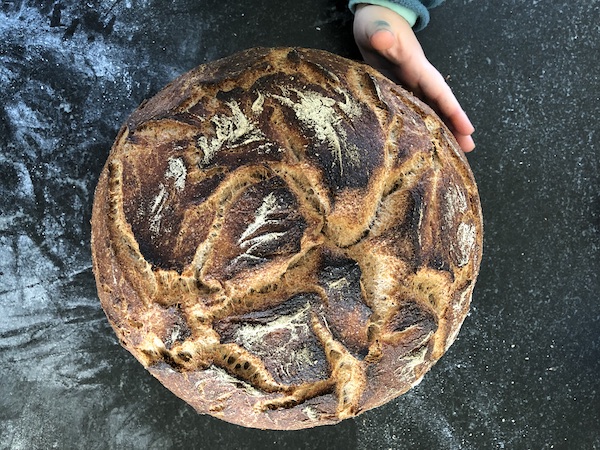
[91,47,483,430]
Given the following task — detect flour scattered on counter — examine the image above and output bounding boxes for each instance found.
[0,2,209,448]
[356,390,464,450]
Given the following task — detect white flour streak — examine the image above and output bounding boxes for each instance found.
[455,222,476,267]
[234,302,311,349]
[444,184,468,224]
[165,157,187,191]
[149,184,168,236]
[151,184,167,214]
[232,193,288,266]
[444,184,475,266]
[240,231,287,254]
[251,91,265,115]
[238,193,280,243]
[233,302,316,377]
[271,87,362,175]
[202,366,263,397]
[197,101,265,166]
[147,158,186,235]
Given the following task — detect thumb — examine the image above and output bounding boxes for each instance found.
[354,6,396,51]
[368,20,396,51]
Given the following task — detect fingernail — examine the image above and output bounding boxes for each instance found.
[466,114,475,133]
[466,136,476,152]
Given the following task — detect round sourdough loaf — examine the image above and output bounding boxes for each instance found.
[91,47,483,430]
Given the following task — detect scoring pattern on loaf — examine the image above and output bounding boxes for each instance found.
[91,47,483,430]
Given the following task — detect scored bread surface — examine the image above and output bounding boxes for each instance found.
[91,47,483,430]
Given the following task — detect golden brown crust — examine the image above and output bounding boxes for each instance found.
[91,47,483,430]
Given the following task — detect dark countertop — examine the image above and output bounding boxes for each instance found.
[1,1,598,449]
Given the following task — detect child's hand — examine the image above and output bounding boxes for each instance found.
[353,4,475,152]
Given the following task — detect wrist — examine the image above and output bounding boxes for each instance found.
[349,1,418,28]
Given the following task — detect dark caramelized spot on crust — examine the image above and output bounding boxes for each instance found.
[388,300,438,336]
[122,152,223,272]
[317,249,372,359]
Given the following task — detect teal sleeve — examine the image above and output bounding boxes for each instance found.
[348,0,445,31]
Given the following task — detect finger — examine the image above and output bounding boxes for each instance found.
[446,107,475,138]
[417,64,475,136]
[454,133,476,152]
[391,66,477,152]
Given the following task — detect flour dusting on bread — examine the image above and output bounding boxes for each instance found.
[197,101,265,166]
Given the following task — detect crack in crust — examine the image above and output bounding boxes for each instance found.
[92,47,483,430]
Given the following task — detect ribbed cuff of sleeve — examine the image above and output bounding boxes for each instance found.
[348,0,419,28]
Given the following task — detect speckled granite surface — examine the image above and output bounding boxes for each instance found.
[0,1,598,449]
